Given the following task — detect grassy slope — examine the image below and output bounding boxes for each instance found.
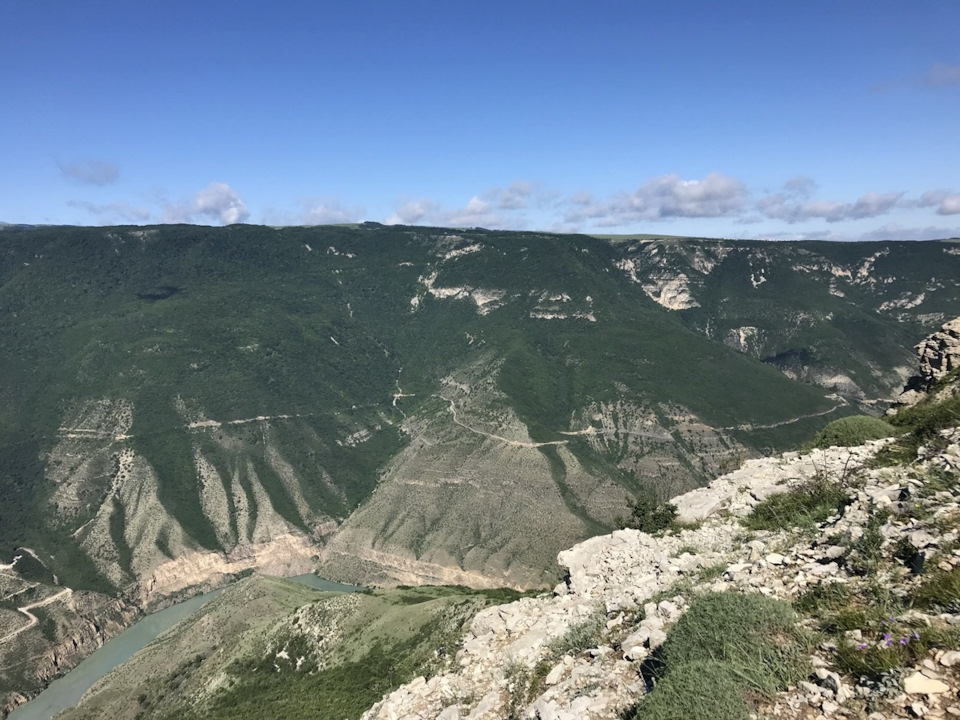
[56,576,522,720]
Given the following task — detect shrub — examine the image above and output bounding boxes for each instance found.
[875,390,960,465]
[619,494,678,534]
[810,415,896,449]
[629,592,810,720]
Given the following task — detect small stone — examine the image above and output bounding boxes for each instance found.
[911,701,929,717]
[824,546,847,559]
[766,552,786,565]
[904,671,950,695]
[940,651,960,667]
[438,706,461,720]
[822,699,839,715]
[647,628,667,650]
[815,668,842,693]
[658,600,679,618]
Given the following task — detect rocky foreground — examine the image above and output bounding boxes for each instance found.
[361,427,960,720]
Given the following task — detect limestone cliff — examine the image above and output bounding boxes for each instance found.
[895,317,960,408]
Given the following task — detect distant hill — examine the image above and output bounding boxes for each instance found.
[0,225,958,599]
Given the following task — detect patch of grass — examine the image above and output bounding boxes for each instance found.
[697,563,726,582]
[911,569,960,612]
[744,478,849,531]
[808,415,896,449]
[833,623,960,679]
[546,607,607,658]
[631,661,751,720]
[793,582,851,615]
[660,592,809,693]
[628,592,810,720]
[874,388,960,465]
[845,507,889,577]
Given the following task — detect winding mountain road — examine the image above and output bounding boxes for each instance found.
[0,588,73,645]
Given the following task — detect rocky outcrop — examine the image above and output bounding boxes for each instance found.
[360,429,960,720]
[895,317,960,407]
[34,597,140,683]
[138,533,319,606]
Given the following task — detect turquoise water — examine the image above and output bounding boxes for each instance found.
[9,574,361,720]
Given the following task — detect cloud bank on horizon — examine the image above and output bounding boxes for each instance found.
[2,1,958,241]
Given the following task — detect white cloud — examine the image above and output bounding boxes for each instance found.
[757,190,904,224]
[447,195,501,227]
[261,199,364,226]
[163,182,249,225]
[487,181,533,210]
[194,182,249,224]
[385,199,438,225]
[59,159,119,186]
[386,195,507,229]
[858,223,960,241]
[67,199,150,223]
[301,200,363,225]
[923,63,960,87]
[564,172,747,226]
[917,190,960,215]
[782,176,817,198]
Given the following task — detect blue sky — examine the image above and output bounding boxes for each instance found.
[2,1,958,240]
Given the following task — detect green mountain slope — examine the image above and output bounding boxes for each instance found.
[614,237,960,404]
[0,225,956,598]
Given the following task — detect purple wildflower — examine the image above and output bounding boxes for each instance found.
[857,643,869,650]
[900,637,909,645]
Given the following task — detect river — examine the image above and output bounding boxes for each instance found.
[8,574,361,720]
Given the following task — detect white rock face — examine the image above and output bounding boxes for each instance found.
[895,316,960,408]
[641,273,700,310]
[916,317,960,385]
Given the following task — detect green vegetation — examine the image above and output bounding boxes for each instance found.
[0,226,956,600]
[744,477,850,531]
[875,374,960,464]
[617,494,678,534]
[911,569,960,612]
[546,607,607,658]
[628,592,809,720]
[57,577,514,720]
[809,415,896,449]
[833,623,960,678]
[5,224,919,591]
